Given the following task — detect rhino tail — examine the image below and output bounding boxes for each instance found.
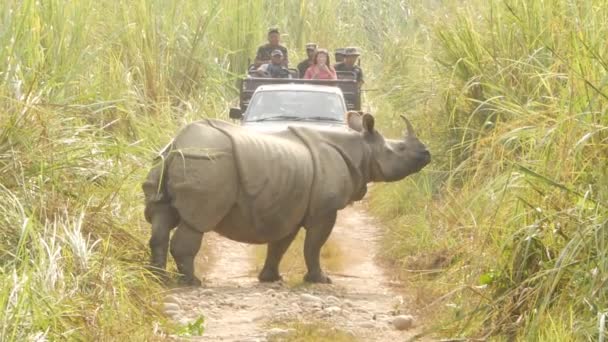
[142,141,180,227]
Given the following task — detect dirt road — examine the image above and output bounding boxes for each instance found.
[160,202,422,341]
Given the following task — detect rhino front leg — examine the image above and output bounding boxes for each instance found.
[258,229,300,282]
[303,212,337,284]
[170,223,204,286]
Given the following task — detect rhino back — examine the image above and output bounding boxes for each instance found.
[165,120,314,240]
[207,120,314,240]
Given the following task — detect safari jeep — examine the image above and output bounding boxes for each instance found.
[229,75,361,133]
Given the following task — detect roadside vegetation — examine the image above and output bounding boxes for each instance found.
[0,0,376,339]
[1,0,605,340]
[367,0,608,340]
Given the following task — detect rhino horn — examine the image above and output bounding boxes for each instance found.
[400,114,416,138]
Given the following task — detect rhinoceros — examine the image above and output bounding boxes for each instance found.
[142,111,431,285]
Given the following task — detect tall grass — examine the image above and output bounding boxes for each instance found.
[0,0,395,339]
[366,0,608,340]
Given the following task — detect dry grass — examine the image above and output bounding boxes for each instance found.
[266,320,358,342]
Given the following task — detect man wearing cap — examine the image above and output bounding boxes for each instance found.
[254,27,289,68]
[297,43,317,78]
[255,49,291,79]
[334,48,346,65]
[335,47,364,85]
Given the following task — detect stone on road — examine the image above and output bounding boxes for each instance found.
[392,315,415,331]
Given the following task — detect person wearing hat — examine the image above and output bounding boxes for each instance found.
[297,43,317,78]
[334,48,346,64]
[335,47,364,85]
[254,27,289,68]
[255,49,291,79]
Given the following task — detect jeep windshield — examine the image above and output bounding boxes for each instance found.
[244,90,346,123]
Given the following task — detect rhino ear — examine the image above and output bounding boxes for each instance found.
[346,111,363,132]
[362,113,375,133]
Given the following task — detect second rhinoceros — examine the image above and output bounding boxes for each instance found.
[142,111,431,285]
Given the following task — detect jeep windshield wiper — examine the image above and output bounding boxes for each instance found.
[301,116,343,122]
[248,115,343,123]
[249,115,306,122]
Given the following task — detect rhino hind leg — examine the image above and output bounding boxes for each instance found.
[258,229,300,282]
[170,223,204,286]
[303,212,337,284]
[147,203,180,281]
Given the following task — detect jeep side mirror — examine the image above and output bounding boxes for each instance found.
[229,107,243,119]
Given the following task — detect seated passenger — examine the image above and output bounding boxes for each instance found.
[304,49,337,80]
[335,47,364,86]
[255,50,291,78]
[297,43,317,78]
[254,27,289,68]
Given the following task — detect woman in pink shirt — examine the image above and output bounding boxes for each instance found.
[304,49,337,80]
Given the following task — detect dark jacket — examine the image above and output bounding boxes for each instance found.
[255,44,289,66]
[335,63,364,83]
[259,63,291,78]
[297,59,313,78]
